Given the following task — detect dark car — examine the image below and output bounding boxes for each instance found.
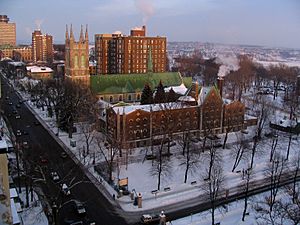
[61,152,67,159]
[140,214,160,224]
[16,104,21,108]
[34,121,40,126]
[39,156,48,164]
[73,200,86,215]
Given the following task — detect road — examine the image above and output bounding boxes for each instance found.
[1,74,128,225]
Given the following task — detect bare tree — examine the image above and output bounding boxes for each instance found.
[269,134,278,162]
[231,133,250,172]
[242,167,252,221]
[202,164,224,225]
[150,140,172,191]
[255,155,286,225]
[95,136,120,184]
[178,132,201,183]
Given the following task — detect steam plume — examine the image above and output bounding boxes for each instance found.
[34,19,44,30]
[216,53,239,77]
[134,0,154,24]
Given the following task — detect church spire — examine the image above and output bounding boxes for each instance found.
[85,24,89,43]
[147,46,153,73]
[70,24,74,40]
[65,24,69,41]
[79,24,84,42]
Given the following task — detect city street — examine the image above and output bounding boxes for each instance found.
[1,75,128,225]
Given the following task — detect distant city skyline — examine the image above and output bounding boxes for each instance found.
[1,0,300,49]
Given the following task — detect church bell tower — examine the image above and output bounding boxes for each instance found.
[65,24,90,85]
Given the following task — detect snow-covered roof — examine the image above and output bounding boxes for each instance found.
[275,118,299,128]
[10,199,21,225]
[178,95,195,102]
[26,66,53,73]
[164,83,187,95]
[9,188,18,199]
[112,102,192,115]
[8,61,25,67]
[89,61,96,66]
[0,138,8,152]
[223,98,233,104]
[197,86,211,105]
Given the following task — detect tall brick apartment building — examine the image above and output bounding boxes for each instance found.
[0,15,16,47]
[95,26,166,74]
[32,30,53,63]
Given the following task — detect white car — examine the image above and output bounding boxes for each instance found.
[16,130,22,136]
[50,172,60,182]
[62,183,71,195]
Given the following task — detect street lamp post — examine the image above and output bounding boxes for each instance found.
[15,141,22,193]
[52,201,57,225]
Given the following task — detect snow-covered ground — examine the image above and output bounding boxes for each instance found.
[170,186,298,225]
[7,75,300,224]
[18,188,48,225]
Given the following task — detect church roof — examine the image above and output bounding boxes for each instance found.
[90,72,191,95]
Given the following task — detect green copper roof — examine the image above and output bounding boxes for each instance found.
[90,72,185,94]
[182,77,193,88]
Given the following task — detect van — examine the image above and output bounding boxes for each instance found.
[62,183,70,195]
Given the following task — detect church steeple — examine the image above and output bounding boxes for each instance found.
[65,24,69,41]
[147,46,153,73]
[79,25,84,42]
[85,24,89,43]
[70,24,74,40]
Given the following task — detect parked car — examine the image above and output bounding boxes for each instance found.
[50,172,60,182]
[39,156,48,164]
[34,121,40,126]
[16,104,21,108]
[73,200,86,215]
[62,183,71,195]
[22,130,29,135]
[61,152,67,159]
[22,141,29,149]
[8,102,13,105]
[16,130,22,136]
[140,214,160,224]
[15,114,21,119]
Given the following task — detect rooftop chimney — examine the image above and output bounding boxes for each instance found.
[217,76,224,98]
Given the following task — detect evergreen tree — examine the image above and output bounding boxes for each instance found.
[141,83,154,105]
[154,80,166,103]
[167,88,178,102]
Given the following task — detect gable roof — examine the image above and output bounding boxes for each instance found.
[198,85,222,105]
[90,72,188,95]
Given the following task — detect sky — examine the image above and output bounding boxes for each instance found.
[1,0,300,49]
